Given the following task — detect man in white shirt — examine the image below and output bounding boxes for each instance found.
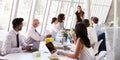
[26,19,44,44]
[91,17,106,53]
[83,19,97,47]
[1,18,31,55]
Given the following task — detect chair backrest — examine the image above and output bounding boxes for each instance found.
[93,39,103,54]
[96,51,107,60]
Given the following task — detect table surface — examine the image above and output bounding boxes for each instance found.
[1,41,76,60]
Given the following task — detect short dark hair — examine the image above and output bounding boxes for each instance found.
[51,17,57,24]
[75,22,91,48]
[83,19,90,27]
[92,17,99,24]
[58,13,65,23]
[12,18,24,29]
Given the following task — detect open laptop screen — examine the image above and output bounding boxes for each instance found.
[46,42,57,54]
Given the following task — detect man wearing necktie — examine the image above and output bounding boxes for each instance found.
[1,18,31,55]
[26,19,45,44]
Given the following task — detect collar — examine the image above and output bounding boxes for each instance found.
[31,25,36,30]
[13,29,19,35]
[93,24,98,27]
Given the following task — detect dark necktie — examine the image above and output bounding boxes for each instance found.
[35,29,37,32]
[35,29,40,36]
[16,34,19,47]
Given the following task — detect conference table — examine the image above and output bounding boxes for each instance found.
[2,41,76,60]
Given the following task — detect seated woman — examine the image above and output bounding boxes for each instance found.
[58,23,96,60]
[56,13,65,31]
[51,17,58,39]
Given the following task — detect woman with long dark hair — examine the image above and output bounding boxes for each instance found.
[58,23,96,60]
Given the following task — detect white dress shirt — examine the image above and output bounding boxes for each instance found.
[55,22,65,38]
[56,22,64,32]
[87,27,98,46]
[26,26,44,44]
[1,30,27,55]
[50,23,58,38]
[93,24,103,36]
[51,23,58,33]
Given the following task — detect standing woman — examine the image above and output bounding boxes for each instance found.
[58,23,96,60]
[75,5,83,24]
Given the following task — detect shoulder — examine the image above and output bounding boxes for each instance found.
[87,27,95,31]
[76,38,84,49]
[60,22,64,25]
[77,38,83,44]
[75,11,78,14]
[93,24,99,27]
[5,32,13,41]
[28,27,35,32]
[7,30,15,36]
[57,23,61,26]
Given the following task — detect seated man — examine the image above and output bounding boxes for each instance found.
[1,18,31,55]
[83,19,97,47]
[26,19,44,44]
[91,17,107,53]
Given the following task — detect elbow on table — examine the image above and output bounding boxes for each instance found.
[70,54,79,59]
[72,56,78,59]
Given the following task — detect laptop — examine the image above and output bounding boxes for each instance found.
[45,42,58,54]
[26,41,40,52]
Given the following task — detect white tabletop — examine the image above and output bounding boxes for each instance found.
[2,41,76,60]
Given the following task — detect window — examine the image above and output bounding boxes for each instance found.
[34,0,48,35]
[0,0,13,30]
[16,0,33,34]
